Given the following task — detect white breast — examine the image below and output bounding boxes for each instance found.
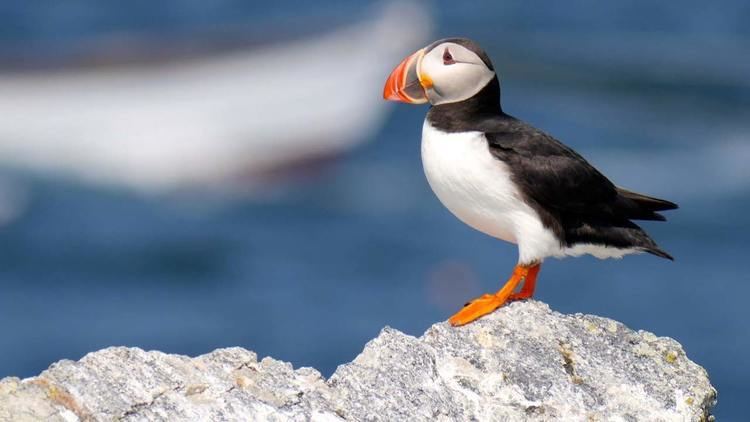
[420,120,561,264]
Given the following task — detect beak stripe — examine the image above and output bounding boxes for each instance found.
[383,49,428,104]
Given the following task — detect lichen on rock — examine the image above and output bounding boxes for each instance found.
[0,301,716,421]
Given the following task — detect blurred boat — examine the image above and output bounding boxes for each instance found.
[0,2,430,193]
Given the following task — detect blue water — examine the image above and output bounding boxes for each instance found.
[1,2,749,419]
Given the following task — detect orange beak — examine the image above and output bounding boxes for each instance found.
[383,49,428,104]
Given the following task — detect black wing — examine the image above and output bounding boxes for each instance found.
[484,117,677,258]
[486,123,617,215]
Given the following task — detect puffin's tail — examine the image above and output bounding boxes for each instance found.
[616,187,678,222]
[614,187,677,260]
[642,244,674,261]
[567,188,677,260]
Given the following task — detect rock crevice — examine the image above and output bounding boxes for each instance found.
[0,301,716,421]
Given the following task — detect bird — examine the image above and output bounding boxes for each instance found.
[382,38,677,326]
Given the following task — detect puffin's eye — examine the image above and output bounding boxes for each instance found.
[442,48,455,65]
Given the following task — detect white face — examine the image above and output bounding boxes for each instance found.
[417,42,496,106]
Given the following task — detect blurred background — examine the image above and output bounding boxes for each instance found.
[1,1,748,419]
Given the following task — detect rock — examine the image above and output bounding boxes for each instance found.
[0,301,716,421]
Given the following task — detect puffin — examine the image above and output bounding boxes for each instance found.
[383,38,677,326]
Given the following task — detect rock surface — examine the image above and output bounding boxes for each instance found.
[0,301,716,421]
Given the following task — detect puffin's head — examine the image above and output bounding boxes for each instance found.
[383,38,496,106]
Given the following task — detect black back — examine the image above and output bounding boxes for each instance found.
[426,75,677,259]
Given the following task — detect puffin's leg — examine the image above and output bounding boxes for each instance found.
[448,263,538,326]
[508,263,541,301]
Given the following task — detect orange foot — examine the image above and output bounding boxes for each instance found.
[508,263,540,301]
[448,263,541,326]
